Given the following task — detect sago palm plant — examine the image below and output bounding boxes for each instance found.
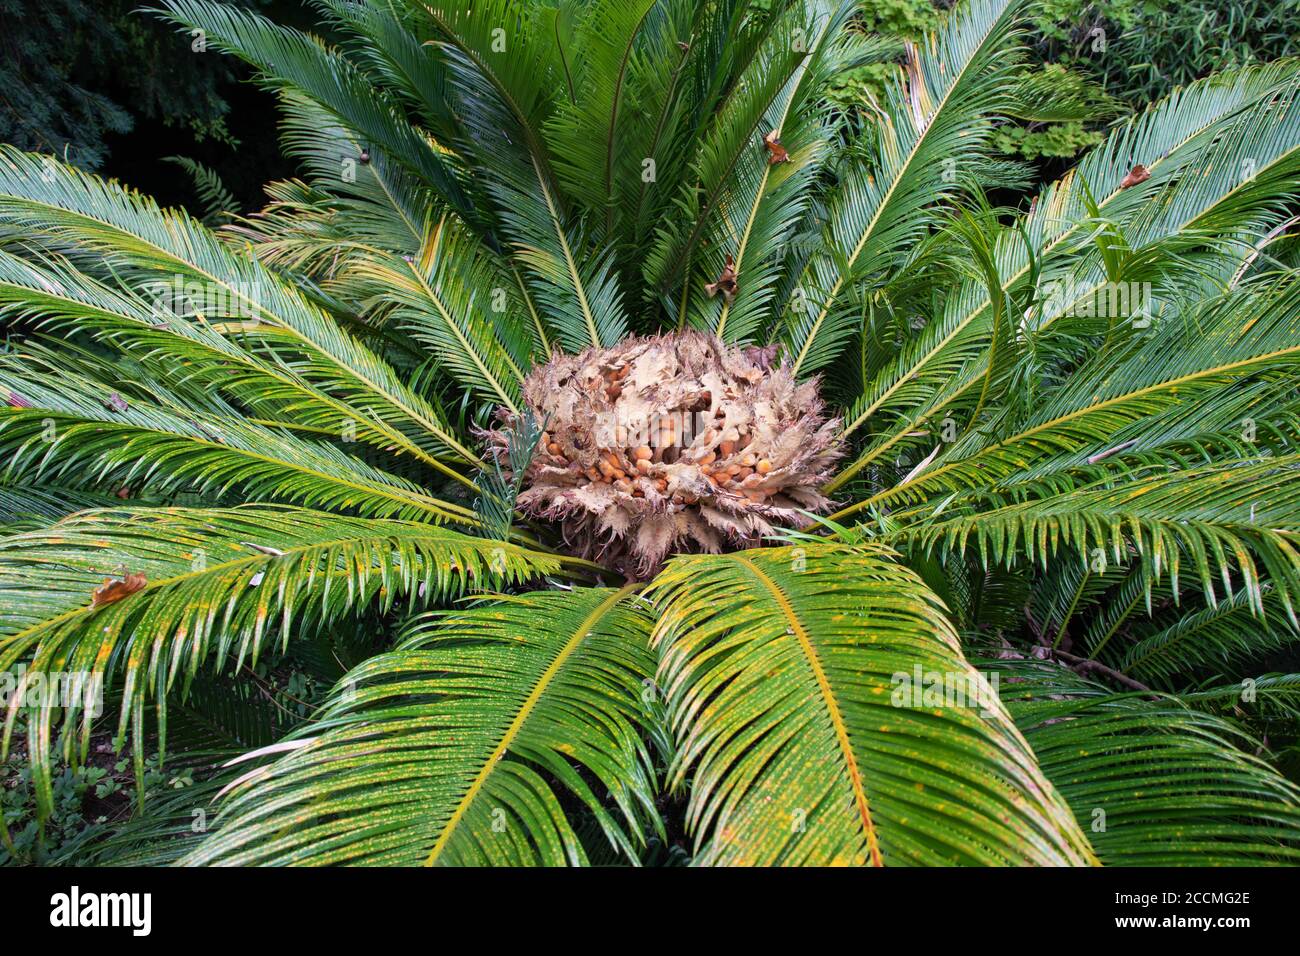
[3,0,1300,866]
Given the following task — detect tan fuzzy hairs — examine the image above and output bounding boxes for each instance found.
[485,332,843,578]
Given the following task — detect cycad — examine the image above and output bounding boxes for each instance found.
[2,0,1300,866]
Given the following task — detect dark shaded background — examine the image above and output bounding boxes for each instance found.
[0,0,309,211]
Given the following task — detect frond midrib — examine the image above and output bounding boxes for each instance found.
[790,0,1016,377]
[831,69,1300,463]
[730,552,883,866]
[830,342,1300,522]
[422,583,637,865]
[0,517,476,653]
[0,179,483,476]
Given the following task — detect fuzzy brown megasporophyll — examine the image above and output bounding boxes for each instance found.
[488,332,842,577]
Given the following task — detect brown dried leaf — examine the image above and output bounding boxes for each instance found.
[705,254,738,302]
[91,572,147,608]
[1119,164,1150,189]
[762,129,790,165]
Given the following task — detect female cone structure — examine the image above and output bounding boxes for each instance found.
[487,332,843,577]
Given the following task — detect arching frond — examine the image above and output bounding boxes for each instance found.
[545,0,662,236]
[691,3,863,344]
[0,348,474,526]
[832,61,1300,485]
[420,0,630,351]
[270,94,440,257]
[183,587,657,865]
[153,0,471,219]
[645,0,845,318]
[782,0,1027,376]
[892,456,1300,623]
[161,156,239,225]
[311,0,462,147]
[1112,588,1300,686]
[833,277,1300,523]
[344,219,530,412]
[0,478,121,532]
[0,249,458,470]
[0,147,480,478]
[646,543,1097,865]
[998,662,1300,865]
[0,506,557,818]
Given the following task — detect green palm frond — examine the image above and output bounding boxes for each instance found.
[224,178,353,276]
[344,219,530,412]
[1112,588,1300,687]
[690,3,866,344]
[182,586,657,865]
[153,0,472,221]
[997,662,1300,865]
[417,0,631,351]
[1067,559,1157,659]
[474,407,544,541]
[833,276,1300,524]
[0,348,475,526]
[0,248,464,471]
[646,542,1097,865]
[270,95,440,258]
[1182,674,1300,723]
[782,0,1027,376]
[831,60,1300,485]
[1031,68,1300,331]
[619,0,710,254]
[892,456,1300,622]
[544,0,662,237]
[645,0,846,318]
[0,478,121,531]
[0,505,557,818]
[0,147,481,479]
[311,0,462,147]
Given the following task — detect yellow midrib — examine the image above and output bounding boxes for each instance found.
[733,554,883,866]
[0,277,465,481]
[423,584,635,866]
[407,222,521,412]
[532,151,602,349]
[1,518,470,651]
[790,3,1011,378]
[7,192,483,475]
[829,342,1300,522]
[717,12,830,339]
